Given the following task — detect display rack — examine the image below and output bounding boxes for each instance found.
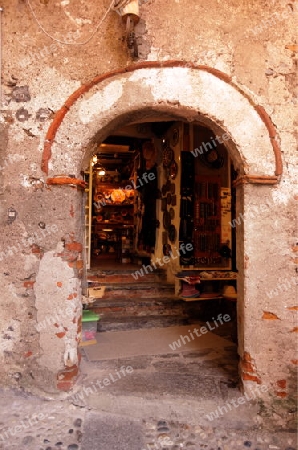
[176,271,237,302]
[194,175,222,266]
[93,181,135,262]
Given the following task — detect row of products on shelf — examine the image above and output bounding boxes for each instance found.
[179,282,237,299]
[94,187,134,205]
[94,208,134,223]
[176,271,237,299]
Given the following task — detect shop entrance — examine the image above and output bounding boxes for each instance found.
[39,63,281,394]
[81,117,240,400]
[83,116,239,346]
[84,119,237,280]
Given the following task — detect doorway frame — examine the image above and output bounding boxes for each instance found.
[39,61,282,393]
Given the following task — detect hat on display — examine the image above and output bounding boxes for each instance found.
[223,285,237,299]
[180,282,201,299]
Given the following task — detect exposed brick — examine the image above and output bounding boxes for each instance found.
[65,242,82,252]
[242,373,261,384]
[31,244,42,255]
[24,351,32,358]
[67,294,74,300]
[57,380,76,391]
[262,311,280,320]
[24,281,35,288]
[57,364,79,382]
[241,351,261,384]
[277,379,287,389]
[76,259,83,270]
[291,327,298,333]
[55,331,66,338]
[242,351,252,362]
[285,44,298,52]
[68,260,83,270]
[291,359,298,365]
[241,360,254,373]
[276,392,287,398]
[287,306,298,311]
[57,282,63,287]
[56,364,80,391]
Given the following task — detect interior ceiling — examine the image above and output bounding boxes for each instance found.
[95,120,175,169]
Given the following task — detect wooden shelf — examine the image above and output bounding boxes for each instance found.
[96,182,133,189]
[99,203,134,207]
[179,296,223,302]
[201,277,236,280]
[175,270,237,279]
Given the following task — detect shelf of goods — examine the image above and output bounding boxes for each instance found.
[176,270,237,302]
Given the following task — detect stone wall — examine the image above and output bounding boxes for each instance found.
[0,0,297,422]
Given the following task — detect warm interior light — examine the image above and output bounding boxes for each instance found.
[92,155,98,164]
[98,169,106,176]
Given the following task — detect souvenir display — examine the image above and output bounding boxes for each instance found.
[111,189,126,203]
[168,224,176,243]
[169,160,178,180]
[163,211,171,230]
[171,127,179,147]
[163,146,174,167]
[198,147,224,169]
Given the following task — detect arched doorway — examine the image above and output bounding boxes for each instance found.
[36,62,282,394]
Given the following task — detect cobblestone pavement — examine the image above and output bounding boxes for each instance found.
[0,388,296,450]
[0,390,85,450]
[141,418,297,450]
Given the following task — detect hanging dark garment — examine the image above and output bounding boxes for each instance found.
[138,165,158,250]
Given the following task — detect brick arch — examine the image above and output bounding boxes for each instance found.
[42,61,282,186]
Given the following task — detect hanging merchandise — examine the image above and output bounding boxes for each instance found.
[168,224,176,243]
[163,146,174,168]
[169,160,178,180]
[138,165,158,251]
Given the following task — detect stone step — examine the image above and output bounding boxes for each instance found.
[88,284,175,300]
[96,307,185,318]
[92,296,183,308]
[86,269,188,332]
[97,314,190,332]
[87,268,167,284]
[91,298,186,319]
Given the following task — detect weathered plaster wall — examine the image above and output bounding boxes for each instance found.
[0,0,297,422]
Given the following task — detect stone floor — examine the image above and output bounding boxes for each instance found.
[0,324,296,450]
